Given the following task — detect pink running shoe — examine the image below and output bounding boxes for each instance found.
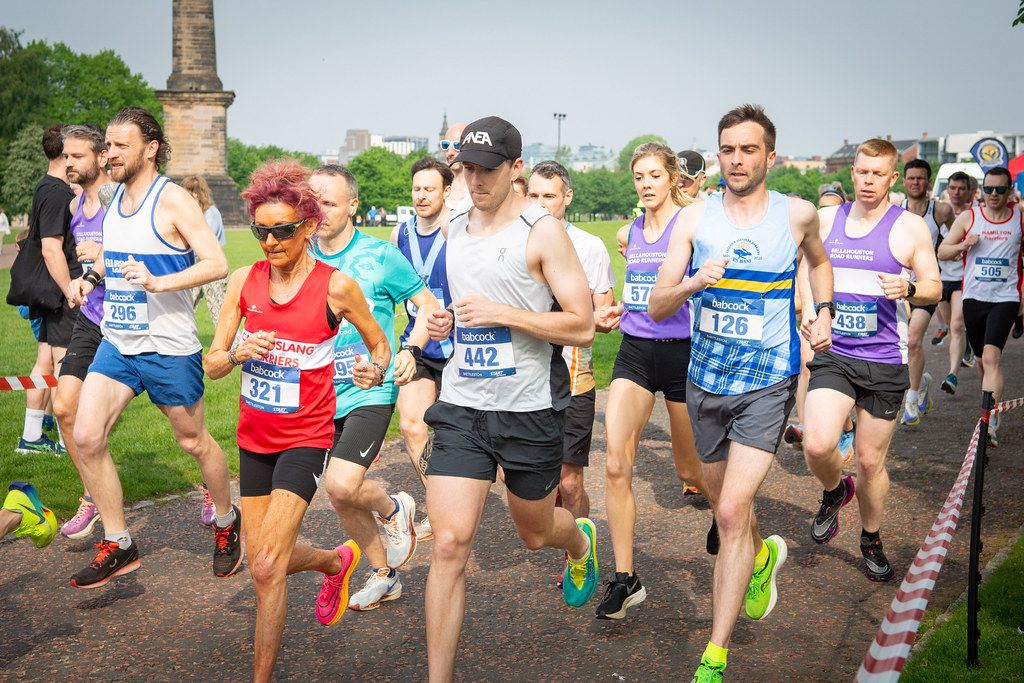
[60,498,100,540]
[200,484,215,526]
[316,540,360,626]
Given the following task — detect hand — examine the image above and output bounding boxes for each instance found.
[351,354,383,390]
[76,240,102,264]
[120,255,162,292]
[453,292,505,328]
[393,349,416,386]
[963,233,979,249]
[427,308,454,341]
[236,330,276,363]
[65,278,89,307]
[596,303,623,332]
[808,309,833,352]
[799,311,815,341]
[878,274,910,301]
[693,258,729,290]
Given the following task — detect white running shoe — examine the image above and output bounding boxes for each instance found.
[900,395,920,426]
[348,568,402,611]
[988,414,1000,448]
[376,491,416,568]
[414,515,433,542]
[918,373,933,414]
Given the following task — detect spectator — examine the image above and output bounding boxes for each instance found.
[0,205,10,239]
[181,175,227,326]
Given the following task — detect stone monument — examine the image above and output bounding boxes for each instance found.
[156,0,245,224]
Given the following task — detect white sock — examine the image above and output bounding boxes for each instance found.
[214,506,237,528]
[906,389,919,405]
[22,409,44,441]
[105,529,132,549]
[57,424,65,447]
[569,532,591,563]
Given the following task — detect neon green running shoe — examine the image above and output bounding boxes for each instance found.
[562,517,598,607]
[691,659,725,682]
[2,482,57,548]
[745,534,788,620]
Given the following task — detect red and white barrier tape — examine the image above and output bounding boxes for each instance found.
[0,375,58,391]
[856,397,1023,682]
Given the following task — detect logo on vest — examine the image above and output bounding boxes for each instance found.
[463,131,493,146]
[725,239,762,264]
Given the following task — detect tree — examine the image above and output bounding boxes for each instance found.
[0,124,46,215]
[347,147,408,214]
[1014,1,1023,26]
[226,137,318,189]
[0,29,50,144]
[617,134,668,171]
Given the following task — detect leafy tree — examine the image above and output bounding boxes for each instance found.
[226,137,318,189]
[347,147,407,214]
[0,29,50,144]
[0,124,46,215]
[1014,1,1023,26]
[617,134,668,171]
[569,168,635,220]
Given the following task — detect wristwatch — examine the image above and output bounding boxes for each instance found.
[815,301,836,317]
[400,343,422,360]
[906,281,917,299]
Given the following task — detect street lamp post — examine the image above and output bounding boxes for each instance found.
[553,112,566,161]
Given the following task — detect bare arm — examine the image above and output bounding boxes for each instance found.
[41,236,75,305]
[593,289,616,333]
[329,272,391,389]
[649,205,709,321]
[794,199,832,351]
[937,211,975,261]
[389,226,399,246]
[392,286,438,385]
[887,214,941,305]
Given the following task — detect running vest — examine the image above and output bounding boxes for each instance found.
[237,260,339,453]
[396,216,453,360]
[901,199,941,283]
[562,222,613,396]
[102,176,199,355]
[826,203,909,365]
[688,191,799,395]
[621,210,692,339]
[962,206,1024,303]
[71,196,105,326]
[939,221,965,282]
[441,204,570,412]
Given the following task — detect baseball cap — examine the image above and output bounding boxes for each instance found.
[677,150,706,178]
[452,116,522,169]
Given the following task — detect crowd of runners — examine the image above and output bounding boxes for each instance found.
[4,103,1023,683]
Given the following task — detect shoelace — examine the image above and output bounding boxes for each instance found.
[382,514,404,545]
[214,524,233,552]
[69,500,95,525]
[89,540,117,567]
[201,487,214,513]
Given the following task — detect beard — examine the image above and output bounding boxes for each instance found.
[110,150,145,183]
[724,161,767,197]
[68,163,99,186]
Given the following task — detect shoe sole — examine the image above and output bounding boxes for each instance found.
[318,541,361,626]
[348,585,402,612]
[810,478,856,545]
[865,567,896,582]
[70,559,141,589]
[941,382,956,395]
[596,586,647,620]
[753,538,788,620]
[61,513,100,540]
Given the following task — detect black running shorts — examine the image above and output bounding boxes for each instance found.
[611,334,689,402]
[962,299,1018,354]
[941,280,961,304]
[563,389,596,467]
[910,302,937,316]
[239,446,330,504]
[412,355,447,393]
[59,314,103,381]
[424,401,564,501]
[807,350,909,421]
[329,404,393,469]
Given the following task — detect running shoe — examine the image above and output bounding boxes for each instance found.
[348,567,402,611]
[961,347,976,368]
[2,482,57,548]
[60,497,100,539]
[563,518,598,607]
[941,373,958,395]
[706,517,719,556]
[810,475,856,544]
[212,505,243,577]
[70,540,140,588]
[316,540,360,625]
[930,326,948,346]
[900,396,920,426]
[860,537,896,582]
[376,491,416,569]
[414,515,433,542]
[745,535,787,620]
[682,482,701,496]
[917,373,933,414]
[838,430,856,464]
[987,415,999,448]
[595,572,646,620]
[1014,314,1024,340]
[199,483,215,526]
[15,434,65,456]
[555,551,567,590]
[691,660,726,683]
[783,423,803,446]
[42,414,57,433]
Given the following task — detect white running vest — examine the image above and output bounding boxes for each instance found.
[440,204,570,412]
[901,199,941,283]
[962,206,1024,303]
[102,176,200,355]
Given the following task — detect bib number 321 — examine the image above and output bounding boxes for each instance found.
[242,359,300,414]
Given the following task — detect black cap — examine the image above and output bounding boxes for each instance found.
[677,150,706,178]
[453,116,522,169]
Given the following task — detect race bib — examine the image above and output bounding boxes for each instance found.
[623,270,657,312]
[698,293,764,347]
[333,342,368,384]
[974,257,1010,283]
[103,289,149,331]
[832,300,878,338]
[456,326,516,378]
[241,359,300,414]
[406,287,444,319]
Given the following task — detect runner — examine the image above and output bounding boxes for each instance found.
[648,104,834,682]
[53,124,111,539]
[205,160,386,682]
[390,156,457,541]
[599,142,712,622]
[936,171,975,389]
[801,139,940,587]
[1,482,57,549]
[308,164,440,612]
[677,149,708,202]
[421,116,598,682]
[899,159,954,425]
[938,165,1021,447]
[440,122,471,211]
[67,107,241,588]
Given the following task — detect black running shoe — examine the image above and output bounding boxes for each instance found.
[861,538,896,582]
[706,517,719,556]
[70,539,141,589]
[213,505,243,577]
[595,572,646,620]
[810,475,855,544]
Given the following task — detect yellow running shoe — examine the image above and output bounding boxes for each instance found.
[3,482,57,548]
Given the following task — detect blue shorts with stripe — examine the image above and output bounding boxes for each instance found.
[89,339,204,407]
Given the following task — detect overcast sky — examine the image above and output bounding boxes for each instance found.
[6,1,1023,157]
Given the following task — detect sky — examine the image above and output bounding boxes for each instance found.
[6,1,1024,158]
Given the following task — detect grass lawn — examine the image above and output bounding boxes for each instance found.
[902,533,1024,681]
[0,221,625,518]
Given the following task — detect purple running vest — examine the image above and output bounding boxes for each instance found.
[620,210,691,339]
[70,197,105,326]
[826,202,909,365]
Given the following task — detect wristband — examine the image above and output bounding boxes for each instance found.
[370,361,386,386]
[814,301,836,318]
[400,343,422,360]
[83,269,103,287]
[228,350,242,366]
[906,281,916,299]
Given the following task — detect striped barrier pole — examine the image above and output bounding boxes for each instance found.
[0,375,58,391]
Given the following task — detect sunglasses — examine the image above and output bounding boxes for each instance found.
[439,140,461,151]
[982,185,1010,195]
[250,219,304,241]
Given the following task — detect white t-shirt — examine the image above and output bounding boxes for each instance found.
[562,222,614,396]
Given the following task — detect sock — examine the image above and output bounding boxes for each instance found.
[702,641,728,667]
[22,408,44,441]
[384,496,399,521]
[827,479,847,499]
[906,389,919,405]
[568,532,591,564]
[83,496,93,503]
[57,425,65,447]
[214,506,237,528]
[754,541,770,572]
[105,529,132,549]
[861,529,880,546]
[374,567,396,578]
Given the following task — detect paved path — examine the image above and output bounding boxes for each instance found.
[2,337,1023,681]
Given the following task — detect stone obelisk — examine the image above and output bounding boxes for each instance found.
[156,0,244,224]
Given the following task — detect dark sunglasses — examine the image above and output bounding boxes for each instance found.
[982,185,1010,196]
[439,140,461,151]
[250,219,304,241]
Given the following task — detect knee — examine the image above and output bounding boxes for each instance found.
[176,430,208,458]
[249,547,286,588]
[515,524,549,551]
[857,451,886,480]
[559,470,585,503]
[715,498,751,537]
[802,430,835,462]
[53,391,76,426]
[324,476,359,508]
[399,415,427,444]
[982,349,1000,371]
[908,334,923,354]
[604,451,633,488]
[432,529,472,568]
[73,421,104,459]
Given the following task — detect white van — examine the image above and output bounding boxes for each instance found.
[932,162,984,199]
[396,206,415,226]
